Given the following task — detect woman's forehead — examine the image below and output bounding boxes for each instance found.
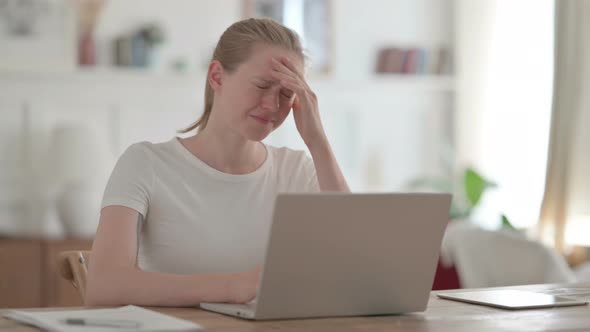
[243,44,303,73]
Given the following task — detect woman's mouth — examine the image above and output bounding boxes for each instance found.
[251,115,273,124]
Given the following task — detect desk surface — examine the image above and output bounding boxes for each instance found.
[2,283,589,332]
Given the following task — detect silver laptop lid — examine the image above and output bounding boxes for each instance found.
[254,192,452,319]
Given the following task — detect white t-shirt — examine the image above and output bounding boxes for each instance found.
[101,138,319,275]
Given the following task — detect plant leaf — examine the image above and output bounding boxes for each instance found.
[501,214,517,230]
[464,168,496,207]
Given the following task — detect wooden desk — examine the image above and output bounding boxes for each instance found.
[1,283,589,331]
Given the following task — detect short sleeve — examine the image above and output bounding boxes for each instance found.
[279,150,319,193]
[101,143,154,217]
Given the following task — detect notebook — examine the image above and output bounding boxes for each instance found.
[3,305,201,332]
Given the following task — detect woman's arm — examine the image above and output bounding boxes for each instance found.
[86,206,259,307]
[270,57,350,192]
[308,139,350,192]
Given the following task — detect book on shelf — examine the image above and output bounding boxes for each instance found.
[435,47,453,75]
[402,48,418,74]
[376,47,405,73]
[375,46,452,75]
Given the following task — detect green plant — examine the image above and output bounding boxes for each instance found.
[407,167,517,229]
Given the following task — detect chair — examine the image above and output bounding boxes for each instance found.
[440,222,576,288]
[57,250,90,302]
[432,259,461,290]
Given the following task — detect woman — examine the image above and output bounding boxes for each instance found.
[86,18,349,307]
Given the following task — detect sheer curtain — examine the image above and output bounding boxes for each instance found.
[539,0,590,251]
[454,0,554,229]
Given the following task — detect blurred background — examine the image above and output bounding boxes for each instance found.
[0,0,589,308]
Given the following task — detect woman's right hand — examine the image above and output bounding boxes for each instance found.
[226,265,262,304]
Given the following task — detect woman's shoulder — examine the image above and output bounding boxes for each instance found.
[124,140,152,152]
[267,144,306,158]
[111,141,167,174]
[117,141,154,163]
[108,139,177,187]
[120,139,176,160]
[266,145,313,168]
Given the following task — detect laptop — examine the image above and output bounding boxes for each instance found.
[200,192,452,320]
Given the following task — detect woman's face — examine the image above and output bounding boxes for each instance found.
[211,43,303,141]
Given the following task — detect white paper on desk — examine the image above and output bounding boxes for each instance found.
[3,305,201,332]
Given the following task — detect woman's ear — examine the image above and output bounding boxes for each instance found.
[208,60,223,91]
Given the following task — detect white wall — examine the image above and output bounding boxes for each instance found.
[0,0,454,237]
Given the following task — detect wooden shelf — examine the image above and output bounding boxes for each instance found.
[0,68,455,94]
[312,74,455,92]
[0,68,204,105]
[0,68,203,92]
[0,69,455,111]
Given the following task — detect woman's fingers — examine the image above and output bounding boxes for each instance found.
[270,65,311,93]
[269,68,291,83]
[278,56,304,79]
[270,70,301,93]
[271,57,305,81]
[279,78,305,96]
[271,58,295,79]
[271,57,314,93]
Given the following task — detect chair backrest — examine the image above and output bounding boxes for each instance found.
[57,250,90,302]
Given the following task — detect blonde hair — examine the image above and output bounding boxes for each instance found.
[179,18,305,134]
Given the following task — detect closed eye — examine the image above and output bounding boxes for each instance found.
[280,90,294,98]
[254,80,293,98]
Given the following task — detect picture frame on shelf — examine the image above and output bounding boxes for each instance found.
[0,0,77,72]
[243,0,332,76]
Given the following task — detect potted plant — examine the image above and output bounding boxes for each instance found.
[407,167,516,229]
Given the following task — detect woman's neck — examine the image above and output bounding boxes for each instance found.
[180,127,267,175]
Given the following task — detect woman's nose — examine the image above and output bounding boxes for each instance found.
[261,89,280,112]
